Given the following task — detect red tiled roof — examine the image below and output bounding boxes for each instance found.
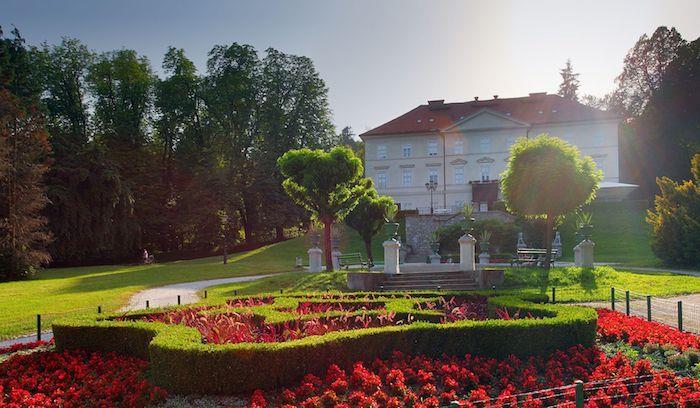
[360,93,619,137]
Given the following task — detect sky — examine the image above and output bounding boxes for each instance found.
[3,0,700,136]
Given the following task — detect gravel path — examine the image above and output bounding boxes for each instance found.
[121,274,278,311]
[0,273,278,348]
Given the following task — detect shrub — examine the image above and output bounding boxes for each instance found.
[53,292,596,395]
[647,154,700,266]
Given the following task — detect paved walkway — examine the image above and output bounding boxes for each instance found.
[0,274,278,348]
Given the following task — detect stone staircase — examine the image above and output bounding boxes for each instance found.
[381,271,479,291]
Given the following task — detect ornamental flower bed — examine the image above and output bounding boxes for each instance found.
[249,347,700,407]
[292,301,386,315]
[54,293,597,394]
[0,339,52,356]
[597,309,700,350]
[417,296,490,322]
[0,349,167,407]
[140,309,411,344]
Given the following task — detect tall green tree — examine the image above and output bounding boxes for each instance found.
[34,38,140,264]
[278,147,370,271]
[611,26,685,118]
[0,28,52,279]
[647,154,700,267]
[345,187,396,265]
[202,43,259,243]
[558,59,580,101]
[252,48,335,240]
[500,135,602,268]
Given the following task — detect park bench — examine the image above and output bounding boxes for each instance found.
[511,248,548,267]
[337,252,369,269]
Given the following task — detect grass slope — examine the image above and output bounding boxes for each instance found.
[559,200,660,266]
[0,226,374,340]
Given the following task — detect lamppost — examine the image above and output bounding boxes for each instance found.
[425,180,438,214]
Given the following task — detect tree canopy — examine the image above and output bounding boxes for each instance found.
[345,187,396,265]
[501,135,602,267]
[558,59,580,101]
[278,147,370,270]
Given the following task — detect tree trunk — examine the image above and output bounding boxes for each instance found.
[544,213,553,269]
[364,239,374,267]
[275,226,285,242]
[323,219,333,272]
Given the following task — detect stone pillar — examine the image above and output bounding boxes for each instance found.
[479,252,491,265]
[308,247,323,272]
[331,250,341,270]
[383,240,401,274]
[574,239,595,267]
[458,234,476,272]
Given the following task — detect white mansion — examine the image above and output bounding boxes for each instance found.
[360,93,633,213]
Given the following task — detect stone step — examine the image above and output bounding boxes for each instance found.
[385,278,476,285]
[381,284,479,291]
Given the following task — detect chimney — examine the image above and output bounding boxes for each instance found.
[493,95,499,100]
[474,96,479,102]
[427,99,447,111]
[528,92,547,98]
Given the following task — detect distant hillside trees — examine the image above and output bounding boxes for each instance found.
[1,26,344,271]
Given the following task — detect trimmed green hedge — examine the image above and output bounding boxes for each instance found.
[53,292,596,395]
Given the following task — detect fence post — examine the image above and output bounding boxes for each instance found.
[146,300,150,309]
[204,290,208,299]
[97,305,102,314]
[552,287,556,304]
[678,301,683,332]
[611,287,615,311]
[575,380,584,408]
[234,289,238,296]
[177,295,181,305]
[647,296,652,322]
[36,314,42,341]
[625,290,630,316]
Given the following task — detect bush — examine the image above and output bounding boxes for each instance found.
[435,218,520,254]
[647,154,700,266]
[53,292,596,395]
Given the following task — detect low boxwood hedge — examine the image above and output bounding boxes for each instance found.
[53,291,596,395]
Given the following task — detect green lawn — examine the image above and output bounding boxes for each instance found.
[202,265,700,305]
[559,200,661,266]
[0,226,375,340]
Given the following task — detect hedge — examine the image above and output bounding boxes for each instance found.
[53,291,596,395]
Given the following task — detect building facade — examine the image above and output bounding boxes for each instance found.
[360,93,625,213]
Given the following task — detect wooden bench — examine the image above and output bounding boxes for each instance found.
[511,248,548,267]
[337,252,369,269]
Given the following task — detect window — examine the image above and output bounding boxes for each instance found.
[479,202,489,212]
[402,144,412,158]
[593,134,605,146]
[403,202,413,210]
[376,145,387,159]
[402,169,413,186]
[454,167,464,184]
[453,140,464,155]
[428,168,438,184]
[376,171,387,189]
[480,164,491,182]
[427,141,438,156]
[594,158,605,176]
[479,137,491,153]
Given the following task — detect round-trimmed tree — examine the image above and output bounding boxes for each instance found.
[501,134,602,268]
[278,147,370,271]
[344,187,397,266]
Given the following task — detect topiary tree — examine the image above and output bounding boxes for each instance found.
[344,187,397,266]
[646,154,700,267]
[501,135,602,268]
[278,147,370,271]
